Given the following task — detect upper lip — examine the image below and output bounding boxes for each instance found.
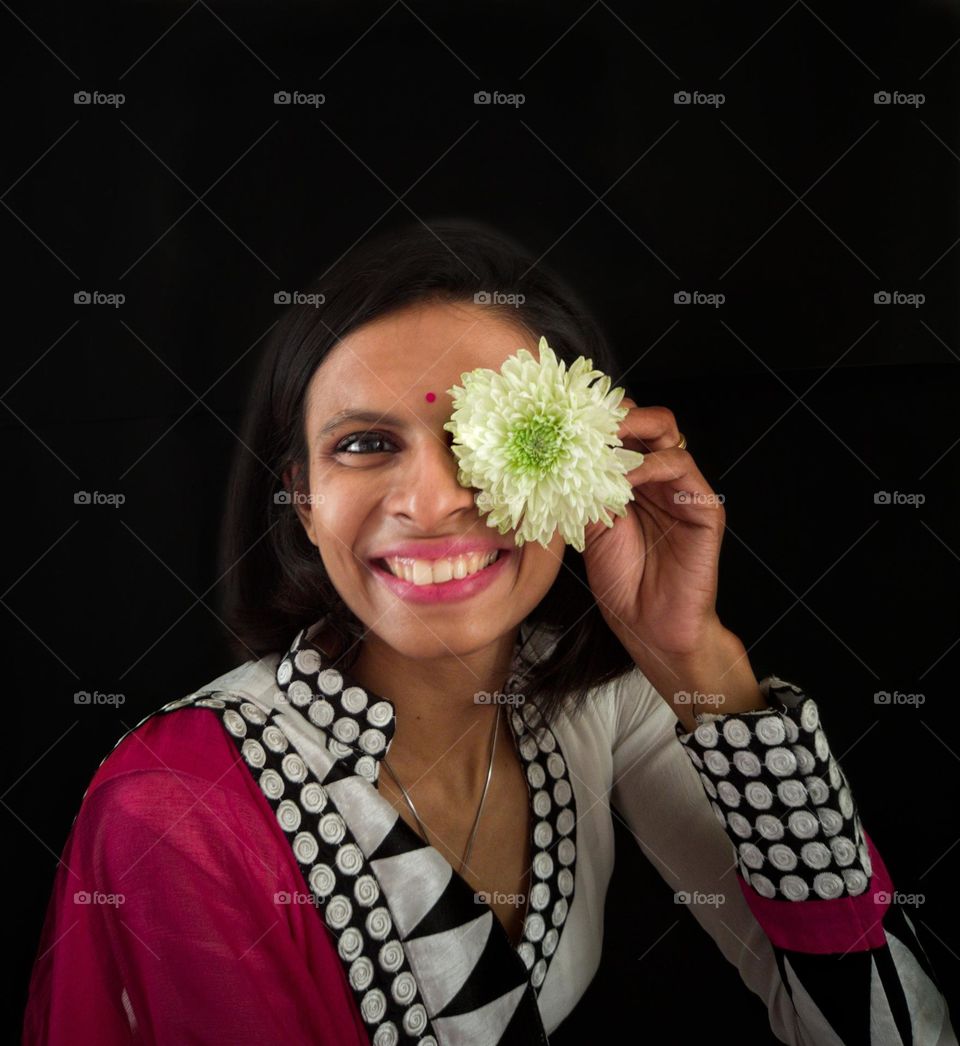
[368,538,513,563]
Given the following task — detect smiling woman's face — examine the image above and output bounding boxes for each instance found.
[290,299,568,661]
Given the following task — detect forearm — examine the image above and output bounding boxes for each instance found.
[625,619,767,732]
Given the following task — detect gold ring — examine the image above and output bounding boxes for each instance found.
[676,433,687,451]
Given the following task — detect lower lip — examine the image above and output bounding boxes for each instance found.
[368,550,513,604]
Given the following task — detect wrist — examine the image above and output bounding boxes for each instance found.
[628,620,767,732]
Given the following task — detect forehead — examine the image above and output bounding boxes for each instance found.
[305,300,540,417]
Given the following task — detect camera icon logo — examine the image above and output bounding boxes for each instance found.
[873,91,891,105]
[274,91,292,104]
[74,91,91,104]
[273,490,293,505]
[474,91,491,104]
[674,291,691,304]
[674,91,691,104]
[874,291,891,304]
[274,291,292,304]
[74,291,91,304]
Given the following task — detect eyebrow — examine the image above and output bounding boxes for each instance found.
[317,410,410,438]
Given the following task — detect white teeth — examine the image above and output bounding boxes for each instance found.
[383,550,500,585]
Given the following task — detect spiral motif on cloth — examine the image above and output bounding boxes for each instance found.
[787,810,819,839]
[354,874,380,907]
[721,719,752,747]
[732,750,761,776]
[262,725,288,753]
[287,680,312,706]
[366,700,393,727]
[813,872,844,899]
[402,1004,428,1037]
[259,769,284,800]
[756,814,784,840]
[309,863,335,897]
[292,831,319,864]
[336,843,364,875]
[390,971,417,1005]
[223,710,246,737]
[727,811,752,838]
[325,894,353,929]
[240,702,267,724]
[703,750,730,776]
[527,762,546,788]
[276,800,301,833]
[553,779,572,806]
[338,927,363,961]
[319,812,346,845]
[360,988,387,1023]
[281,753,308,783]
[755,716,786,745]
[349,956,374,991]
[294,648,321,674]
[780,874,809,901]
[309,700,335,728]
[317,668,343,695]
[242,739,266,768]
[764,747,797,776]
[378,940,404,973]
[372,1023,398,1046]
[300,782,327,814]
[366,906,392,940]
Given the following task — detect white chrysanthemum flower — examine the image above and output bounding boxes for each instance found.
[443,336,646,553]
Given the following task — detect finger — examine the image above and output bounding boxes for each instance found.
[624,448,725,516]
[617,402,682,452]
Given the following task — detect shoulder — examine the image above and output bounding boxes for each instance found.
[76,655,285,845]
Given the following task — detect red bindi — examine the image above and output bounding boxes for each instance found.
[425,392,436,402]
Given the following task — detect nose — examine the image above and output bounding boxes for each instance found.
[383,429,480,527]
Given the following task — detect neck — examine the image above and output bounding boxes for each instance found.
[344,627,519,793]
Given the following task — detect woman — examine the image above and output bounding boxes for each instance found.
[24,220,955,1045]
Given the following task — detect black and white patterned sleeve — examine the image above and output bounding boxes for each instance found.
[672,676,956,1045]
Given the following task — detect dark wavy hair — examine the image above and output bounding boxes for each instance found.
[219,217,640,725]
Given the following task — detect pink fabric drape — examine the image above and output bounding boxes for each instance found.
[23,708,369,1045]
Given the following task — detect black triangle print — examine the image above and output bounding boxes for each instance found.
[434,914,529,1019]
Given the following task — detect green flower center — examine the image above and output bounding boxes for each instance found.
[506,413,566,476]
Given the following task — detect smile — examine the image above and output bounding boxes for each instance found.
[368,549,512,604]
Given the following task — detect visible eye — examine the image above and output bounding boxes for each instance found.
[334,431,398,455]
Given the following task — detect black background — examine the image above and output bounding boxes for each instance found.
[4,0,959,1041]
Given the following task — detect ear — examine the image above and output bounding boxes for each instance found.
[284,461,317,546]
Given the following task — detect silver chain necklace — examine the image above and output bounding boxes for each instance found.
[381,703,502,876]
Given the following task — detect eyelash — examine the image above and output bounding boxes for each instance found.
[333,431,398,455]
